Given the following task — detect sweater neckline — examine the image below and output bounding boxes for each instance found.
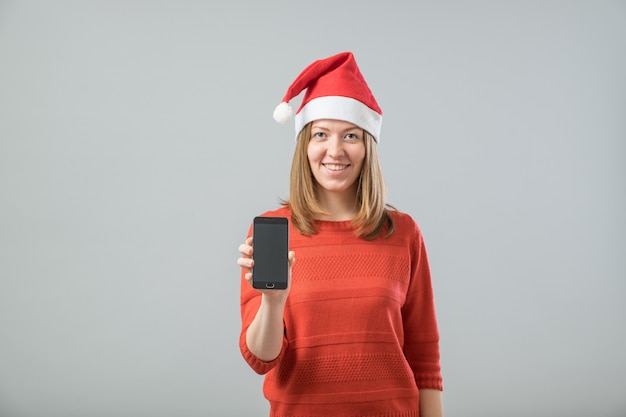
[314,218,356,232]
[271,206,357,232]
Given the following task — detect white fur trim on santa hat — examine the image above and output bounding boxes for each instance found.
[294,96,382,142]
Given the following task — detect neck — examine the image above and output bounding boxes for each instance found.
[315,188,359,221]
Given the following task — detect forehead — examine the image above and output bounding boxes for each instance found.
[311,119,361,131]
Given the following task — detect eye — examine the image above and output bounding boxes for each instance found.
[312,131,326,140]
[344,133,360,142]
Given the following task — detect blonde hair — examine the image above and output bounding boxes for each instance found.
[284,122,395,240]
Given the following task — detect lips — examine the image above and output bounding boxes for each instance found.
[323,163,350,171]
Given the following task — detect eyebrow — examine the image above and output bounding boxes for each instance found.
[311,124,361,134]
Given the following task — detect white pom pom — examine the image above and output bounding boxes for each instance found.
[273,102,293,124]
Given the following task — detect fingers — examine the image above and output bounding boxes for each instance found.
[237,256,254,270]
[287,251,296,287]
[238,256,253,285]
[238,241,253,258]
[237,237,254,271]
[237,237,254,285]
[237,240,296,291]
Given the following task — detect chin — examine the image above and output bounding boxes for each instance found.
[319,183,356,193]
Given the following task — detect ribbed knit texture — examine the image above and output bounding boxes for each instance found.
[240,207,442,417]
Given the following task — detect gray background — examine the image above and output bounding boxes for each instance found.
[1,1,624,416]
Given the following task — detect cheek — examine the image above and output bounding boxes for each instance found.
[307,145,323,164]
[352,149,366,167]
[306,151,317,172]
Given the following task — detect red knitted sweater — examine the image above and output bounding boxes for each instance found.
[239,206,442,417]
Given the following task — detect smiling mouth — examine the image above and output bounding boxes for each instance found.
[323,163,350,171]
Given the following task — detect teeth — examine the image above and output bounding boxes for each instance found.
[325,164,347,171]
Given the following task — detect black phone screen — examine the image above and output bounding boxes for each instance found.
[252,216,289,290]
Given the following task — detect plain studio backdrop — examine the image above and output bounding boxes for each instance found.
[0,1,624,416]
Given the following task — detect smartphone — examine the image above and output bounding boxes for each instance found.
[252,216,289,290]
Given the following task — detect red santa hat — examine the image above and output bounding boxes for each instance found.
[273,51,383,142]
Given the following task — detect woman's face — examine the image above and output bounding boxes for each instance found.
[307,119,366,196]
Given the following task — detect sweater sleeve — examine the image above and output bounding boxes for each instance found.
[401,219,443,391]
[238,225,288,375]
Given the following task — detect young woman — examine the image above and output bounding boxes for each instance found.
[237,52,443,417]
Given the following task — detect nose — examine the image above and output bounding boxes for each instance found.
[326,135,344,157]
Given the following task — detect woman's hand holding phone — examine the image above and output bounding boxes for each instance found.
[237,236,295,302]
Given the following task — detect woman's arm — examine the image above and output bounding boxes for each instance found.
[238,237,295,362]
[245,294,288,361]
[419,388,443,417]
